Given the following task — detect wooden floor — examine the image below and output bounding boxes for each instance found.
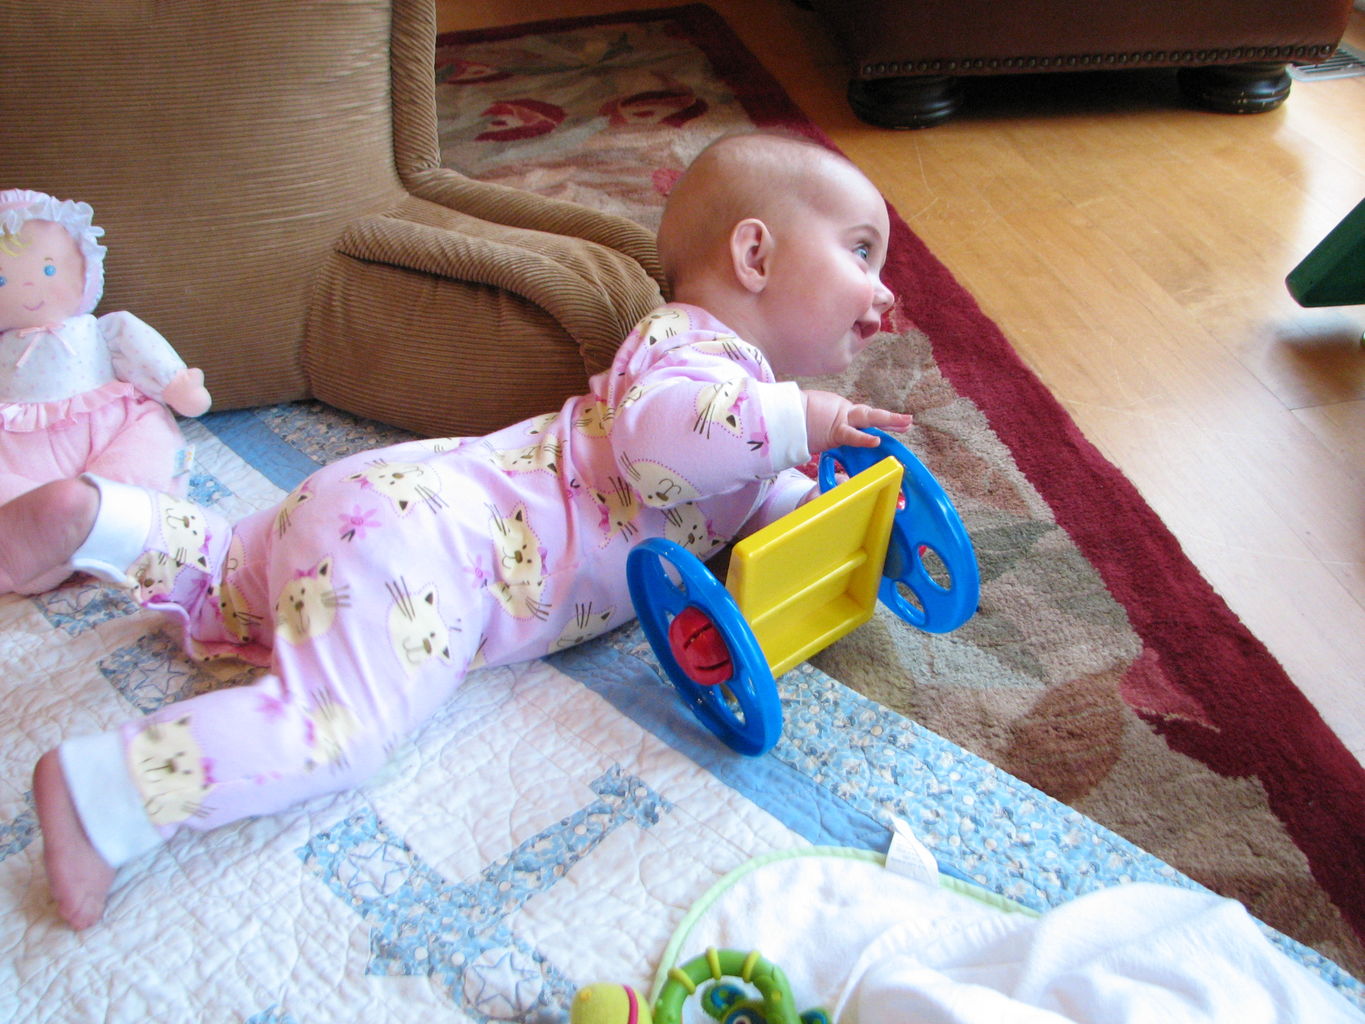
[439,0,1365,762]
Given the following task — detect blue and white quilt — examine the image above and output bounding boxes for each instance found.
[3,402,1360,1022]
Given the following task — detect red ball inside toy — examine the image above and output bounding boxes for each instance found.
[667,606,733,686]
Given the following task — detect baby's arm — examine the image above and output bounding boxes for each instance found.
[802,389,913,452]
[608,331,812,505]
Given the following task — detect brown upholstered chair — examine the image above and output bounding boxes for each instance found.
[804,0,1357,127]
[1,0,664,436]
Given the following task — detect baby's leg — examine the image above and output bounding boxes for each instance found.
[34,669,367,930]
[35,450,482,928]
[36,631,476,929]
[0,478,100,593]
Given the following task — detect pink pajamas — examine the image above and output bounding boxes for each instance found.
[61,304,819,868]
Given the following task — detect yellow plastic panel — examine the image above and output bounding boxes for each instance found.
[727,457,903,676]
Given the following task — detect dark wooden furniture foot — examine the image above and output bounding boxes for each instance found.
[848,74,963,129]
[1177,62,1293,113]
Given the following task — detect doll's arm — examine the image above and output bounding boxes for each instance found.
[162,368,212,417]
[99,311,213,416]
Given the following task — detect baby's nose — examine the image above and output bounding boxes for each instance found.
[873,279,895,315]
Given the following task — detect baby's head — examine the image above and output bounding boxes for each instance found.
[657,132,895,377]
[0,190,106,331]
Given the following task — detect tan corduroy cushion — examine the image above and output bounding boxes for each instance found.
[306,195,663,436]
[1,0,665,433]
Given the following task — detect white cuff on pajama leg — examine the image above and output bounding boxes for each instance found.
[58,733,163,868]
[70,474,156,588]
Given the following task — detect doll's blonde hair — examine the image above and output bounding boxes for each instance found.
[0,229,29,257]
[0,189,107,314]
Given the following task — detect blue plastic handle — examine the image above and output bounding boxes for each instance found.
[819,428,979,633]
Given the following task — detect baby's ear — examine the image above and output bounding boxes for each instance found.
[729,217,772,294]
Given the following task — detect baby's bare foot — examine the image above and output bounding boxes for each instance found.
[33,750,115,930]
[0,478,99,593]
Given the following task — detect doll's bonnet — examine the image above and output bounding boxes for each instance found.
[0,189,107,316]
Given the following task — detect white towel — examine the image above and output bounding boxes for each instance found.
[663,847,1365,1023]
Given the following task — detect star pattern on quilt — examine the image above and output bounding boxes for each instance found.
[31,580,138,637]
[298,765,671,1022]
[99,630,254,713]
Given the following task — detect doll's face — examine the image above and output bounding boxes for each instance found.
[0,219,86,332]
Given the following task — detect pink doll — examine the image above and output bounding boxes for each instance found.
[0,189,211,594]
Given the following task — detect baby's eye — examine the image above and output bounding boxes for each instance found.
[854,243,872,261]
[0,276,6,287]
[44,263,57,277]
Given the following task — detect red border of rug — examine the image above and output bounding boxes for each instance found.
[443,3,1365,940]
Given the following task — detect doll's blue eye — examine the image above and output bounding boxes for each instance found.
[44,264,57,277]
[0,276,6,287]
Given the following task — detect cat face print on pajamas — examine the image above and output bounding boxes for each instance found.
[213,576,261,644]
[591,476,641,546]
[128,550,184,602]
[386,577,457,676]
[637,306,688,344]
[486,436,563,475]
[550,601,615,651]
[119,494,215,604]
[129,716,211,826]
[691,335,764,365]
[663,502,713,552]
[155,493,211,570]
[693,378,746,439]
[303,689,362,772]
[274,482,313,537]
[574,401,614,438]
[486,503,550,621]
[345,459,449,516]
[210,532,260,642]
[619,451,702,509]
[275,556,350,645]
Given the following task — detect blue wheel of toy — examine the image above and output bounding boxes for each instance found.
[820,427,980,633]
[627,538,782,756]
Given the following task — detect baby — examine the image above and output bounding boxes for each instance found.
[2,131,907,930]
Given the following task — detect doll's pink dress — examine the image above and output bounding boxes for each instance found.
[0,310,192,505]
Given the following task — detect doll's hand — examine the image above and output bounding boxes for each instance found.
[163,367,212,417]
[802,389,913,452]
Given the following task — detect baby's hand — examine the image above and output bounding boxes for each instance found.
[802,389,913,452]
[163,367,212,417]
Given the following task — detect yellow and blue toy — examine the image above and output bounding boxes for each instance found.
[627,428,979,756]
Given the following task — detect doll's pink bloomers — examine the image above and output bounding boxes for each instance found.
[0,189,212,593]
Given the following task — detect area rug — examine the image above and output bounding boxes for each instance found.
[434,3,1365,976]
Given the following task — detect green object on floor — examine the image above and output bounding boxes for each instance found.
[1286,197,1365,307]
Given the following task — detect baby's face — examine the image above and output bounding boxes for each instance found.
[0,219,86,332]
[756,164,895,377]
